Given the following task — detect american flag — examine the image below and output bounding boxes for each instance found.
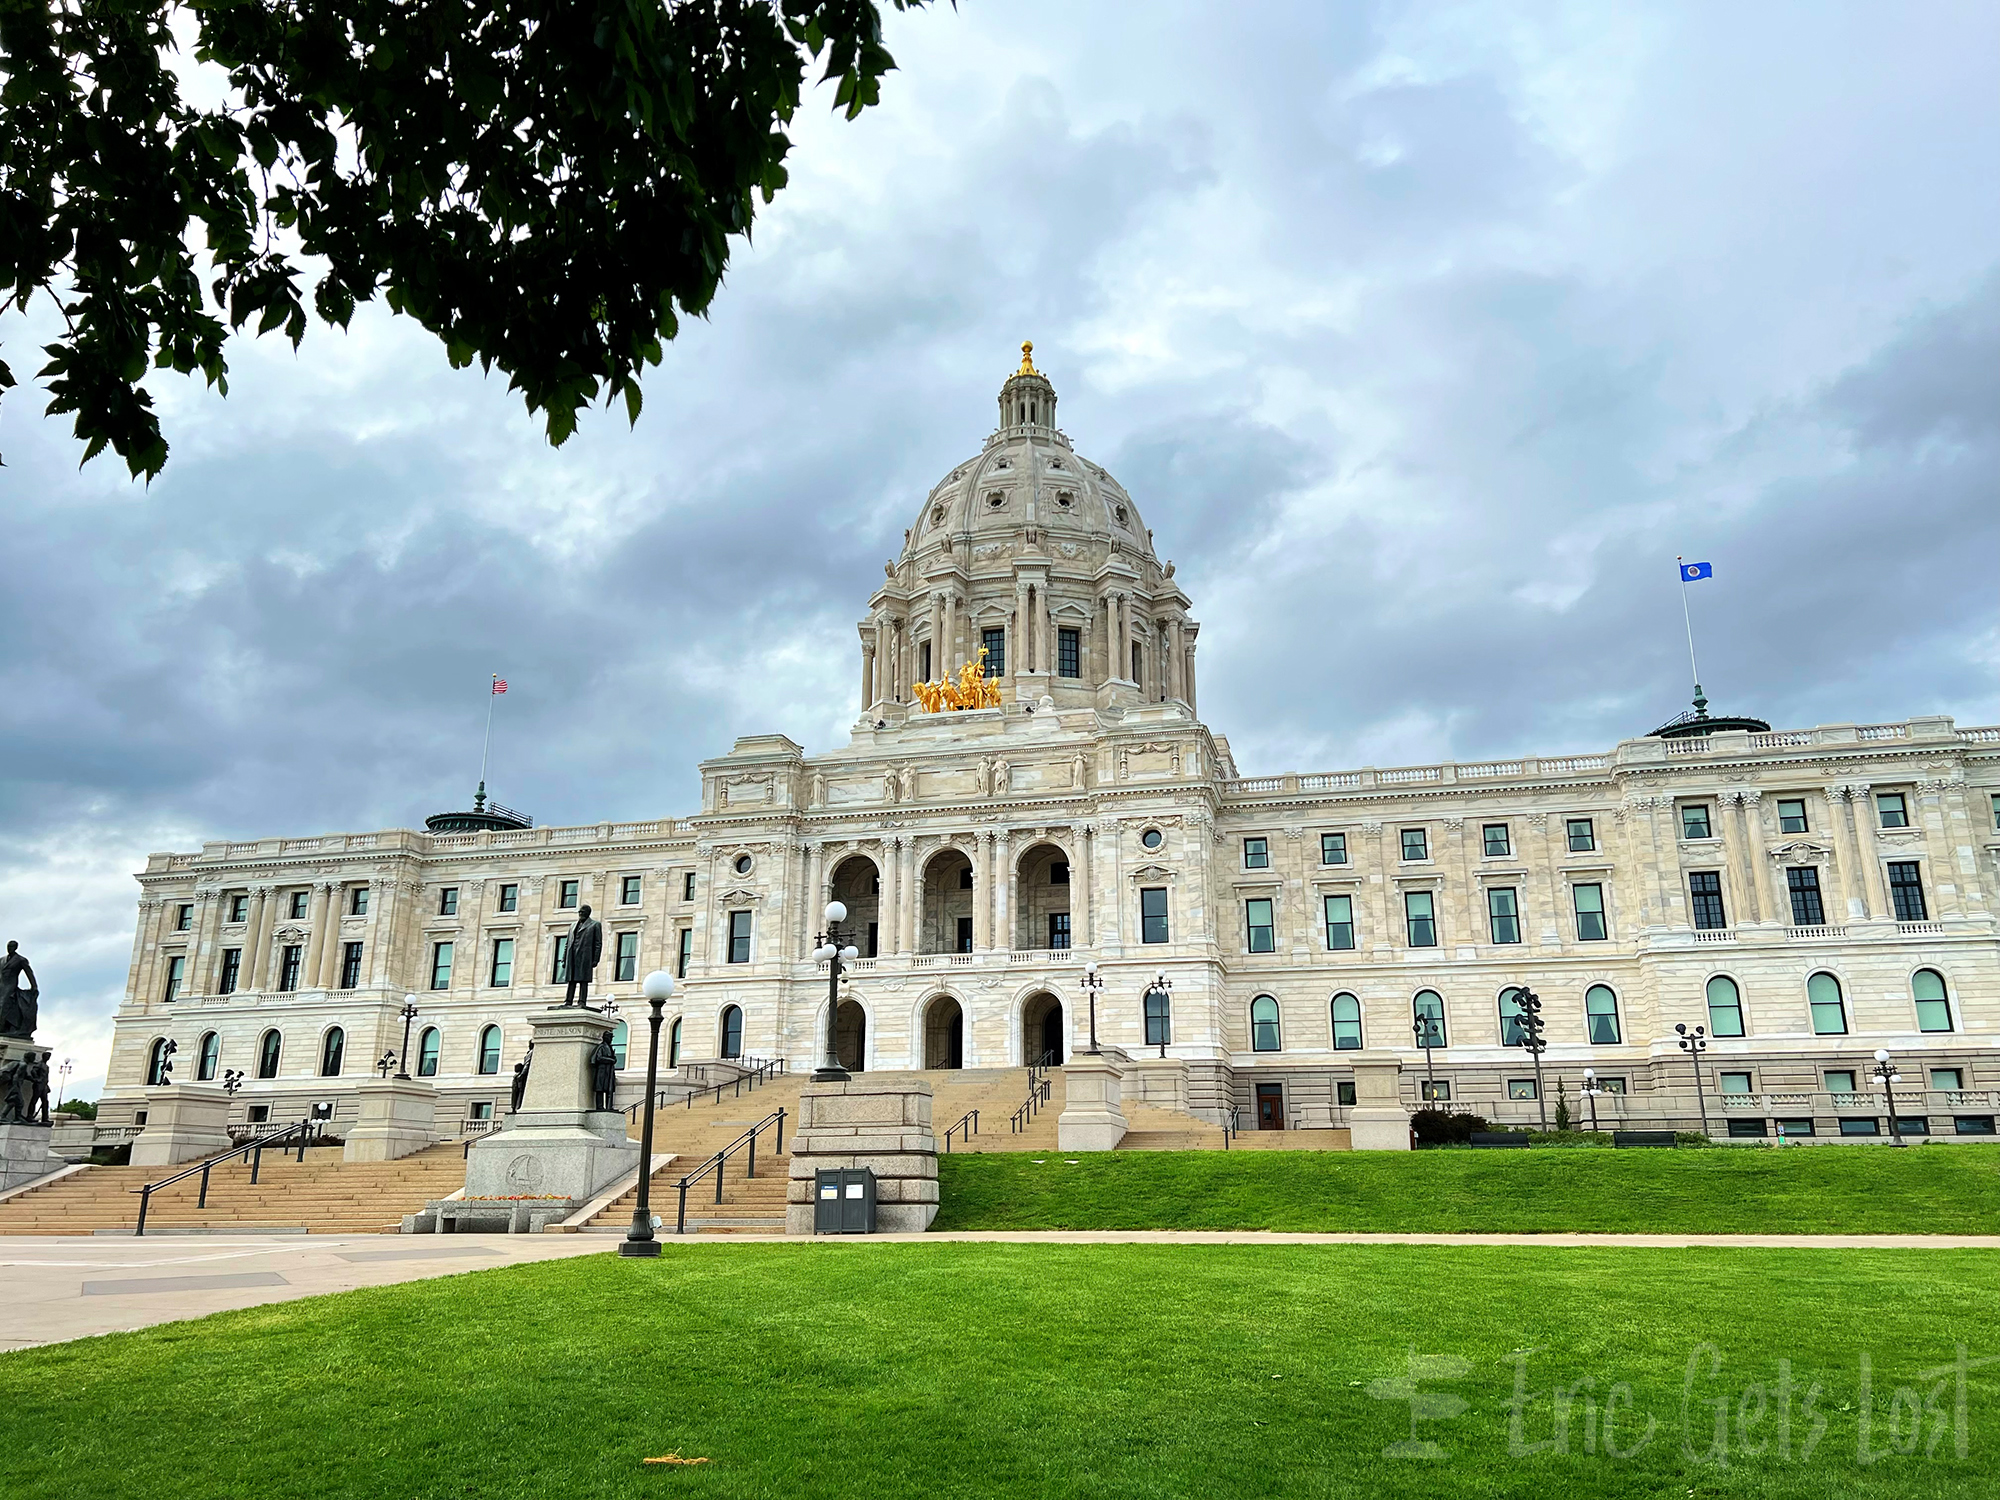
[492,677,508,695]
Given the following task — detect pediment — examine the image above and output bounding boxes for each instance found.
[1769,840,1833,861]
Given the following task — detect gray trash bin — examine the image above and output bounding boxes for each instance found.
[813,1167,877,1235]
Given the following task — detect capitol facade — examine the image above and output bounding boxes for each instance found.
[101,351,2000,1141]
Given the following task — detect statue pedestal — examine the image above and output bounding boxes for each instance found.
[344,1080,439,1163]
[0,1124,63,1192]
[1346,1055,1412,1151]
[1058,1049,1130,1152]
[130,1084,232,1169]
[786,1079,937,1235]
[464,1008,636,1204]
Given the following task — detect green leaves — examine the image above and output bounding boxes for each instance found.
[1,0,933,479]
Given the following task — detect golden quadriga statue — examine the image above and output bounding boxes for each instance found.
[913,649,1004,713]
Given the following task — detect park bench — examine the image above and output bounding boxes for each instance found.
[1613,1130,1678,1149]
[1468,1132,1529,1148]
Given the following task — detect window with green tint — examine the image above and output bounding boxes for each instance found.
[1401,828,1429,861]
[1876,792,1909,829]
[497,883,518,913]
[1824,1070,1856,1094]
[1931,1068,1963,1091]
[1807,972,1846,1034]
[1321,832,1348,865]
[1573,882,1607,940]
[1245,898,1275,953]
[1420,1078,1451,1102]
[1250,995,1281,1052]
[1705,974,1745,1036]
[611,1021,629,1069]
[1331,993,1362,1049]
[1323,894,1355,950]
[1719,1071,1753,1095]
[1482,824,1510,857]
[417,1027,440,1077]
[1140,887,1169,944]
[1585,984,1620,1044]
[1487,887,1520,943]
[1243,837,1269,870]
[477,1025,501,1074]
[1413,991,1446,1048]
[489,938,513,987]
[1913,969,1953,1032]
[1777,798,1808,834]
[1681,804,1712,839]
[1507,1078,1538,1101]
[1566,818,1595,852]
[1404,891,1436,947]
[1499,987,1530,1046]
[615,930,638,981]
[430,941,453,990]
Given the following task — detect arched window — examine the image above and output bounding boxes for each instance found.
[720,1005,744,1059]
[668,1017,683,1069]
[146,1037,171,1086]
[1807,973,1847,1035]
[1250,995,1281,1052]
[1584,985,1621,1045]
[197,1031,220,1081]
[1913,969,1953,1032]
[1705,975,1745,1037]
[319,1026,345,1077]
[1144,987,1172,1047]
[1412,990,1446,1048]
[257,1029,282,1079]
[1330,994,1362,1050]
[1499,987,1530,1047]
[611,1020,629,1070]
[477,1025,502,1075]
[416,1027,440,1077]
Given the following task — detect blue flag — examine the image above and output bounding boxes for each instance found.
[1680,561,1713,582]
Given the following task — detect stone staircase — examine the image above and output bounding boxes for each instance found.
[0,1143,472,1236]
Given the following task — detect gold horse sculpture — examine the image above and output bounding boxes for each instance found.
[914,648,1004,712]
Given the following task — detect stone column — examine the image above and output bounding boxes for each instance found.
[186,889,221,997]
[318,883,348,988]
[1184,640,1197,714]
[992,830,1012,954]
[1075,823,1093,947]
[1850,783,1892,918]
[908,845,927,955]
[1923,777,1972,917]
[1013,582,1030,673]
[973,831,994,950]
[302,882,332,991]
[1823,786,1862,919]
[1740,790,1779,925]
[1043,591,1055,678]
[1720,792,1760,925]
[1058,1047,1129,1150]
[880,837,901,955]
[242,887,269,991]
[1346,1056,1411,1151]
[807,842,827,953]
[861,639,874,710]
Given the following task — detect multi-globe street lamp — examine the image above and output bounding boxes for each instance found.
[1675,1022,1710,1137]
[1412,1011,1442,1101]
[1080,962,1104,1055]
[1873,1048,1908,1147]
[620,968,677,1259]
[813,902,860,1081]
[395,996,420,1080]
[1581,1067,1608,1134]
[1142,971,1172,1057]
[1513,986,1548,1131]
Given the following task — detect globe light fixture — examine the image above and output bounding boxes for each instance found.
[814,900,855,1081]
[621,969,677,1258]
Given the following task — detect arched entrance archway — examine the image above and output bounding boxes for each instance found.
[1022,992,1064,1065]
[835,999,866,1071]
[919,847,976,954]
[829,854,883,957]
[923,995,964,1069]
[1015,841,1072,950]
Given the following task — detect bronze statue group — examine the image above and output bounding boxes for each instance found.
[1,940,51,1126]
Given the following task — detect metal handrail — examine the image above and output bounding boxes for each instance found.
[1009,1078,1051,1133]
[681,1055,787,1110]
[944,1109,980,1153]
[674,1107,786,1234]
[132,1120,320,1235]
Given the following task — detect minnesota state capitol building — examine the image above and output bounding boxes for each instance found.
[101,349,2000,1142]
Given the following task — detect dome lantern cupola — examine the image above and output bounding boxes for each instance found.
[997,341,1057,434]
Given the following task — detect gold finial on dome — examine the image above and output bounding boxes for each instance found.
[1017,340,1038,376]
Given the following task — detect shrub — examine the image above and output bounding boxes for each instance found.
[1411,1109,1491,1147]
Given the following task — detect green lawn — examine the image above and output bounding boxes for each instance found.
[934,1144,2000,1233]
[7,1244,2000,1498]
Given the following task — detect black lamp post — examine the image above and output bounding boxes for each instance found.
[376,1052,396,1079]
[1412,1011,1441,1100]
[1513,987,1547,1130]
[1675,1022,1710,1137]
[395,995,419,1080]
[222,1069,244,1096]
[1143,971,1172,1057]
[814,901,858,1081]
[1873,1048,1908,1147]
[621,969,676,1258]
[1081,961,1104,1055]
[1581,1067,1604,1133]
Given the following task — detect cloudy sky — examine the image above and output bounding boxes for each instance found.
[5,0,1997,1099]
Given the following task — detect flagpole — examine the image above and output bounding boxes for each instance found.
[478,674,498,804]
[1676,556,1705,712]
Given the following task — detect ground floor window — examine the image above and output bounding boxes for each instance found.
[1955,1116,1996,1135]
[1838,1117,1880,1136]
[720,1005,744,1059]
[1336,1081,1357,1107]
[1419,1079,1451,1102]
[1727,1118,1767,1138]
[1506,1078,1538,1101]
[1775,1118,1814,1137]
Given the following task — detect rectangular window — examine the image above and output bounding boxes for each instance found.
[1992,793,2000,830]
[439,887,459,917]
[490,938,514,987]
[1420,1079,1452,1102]
[162,954,186,1001]
[1775,1118,1814,1137]
[1401,828,1429,861]
[1048,912,1071,949]
[560,879,580,909]
[1057,627,1081,678]
[982,627,1006,678]
[429,941,452,990]
[1719,1071,1754,1095]
[1507,1079,1539,1101]
[228,893,248,923]
[245,1103,270,1124]
[350,886,369,916]
[958,866,973,889]
[288,891,309,920]
[1877,792,1909,829]
[1787,867,1826,926]
[1487,887,1521,944]
[1323,894,1355,951]
[1888,862,1927,921]
[615,931,638,982]
[551,934,569,983]
[279,944,304,991]
[682,872,695,902]
[956,916,974,953]
[1337,1081,1357,1107]
[339,941,363,989]
[176,903,193,931]
[1050,861,1069,885]
[1131,640,1144,684]
[1681,804,1712,840]
[1931,1068,1964,1091]
[218,948,242,995]
[1824,1070,1856,1094]
[1597,1077,1628,1095]
[497,883,518,913]
[1566,818,1596,853]
[1728,1119,1768,1139]
[621,875,642,905]
[1140,887,1169,944]
[1321,832,1348,865]
[1839,1118,1881,1137]
[1404,891,1437,947]
[727,911,752,964]
[919,641,933,684]
[1245,898,1276,953]
[1482,824,1511,858]
[676,928,692,979]
[1243,837,1269,869]
[867,921,879,958]
[1777,798,1809,834]
[1573,883,1607,941]
[467,1101,493,1122]
[1956,1116,1997,1136]
[1688,871,1727,929]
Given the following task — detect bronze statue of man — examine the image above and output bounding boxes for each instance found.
[509,1055,531,1115]
[0,941,37,1040]
[590,1032,619,1111]
[563,905,604,1007]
